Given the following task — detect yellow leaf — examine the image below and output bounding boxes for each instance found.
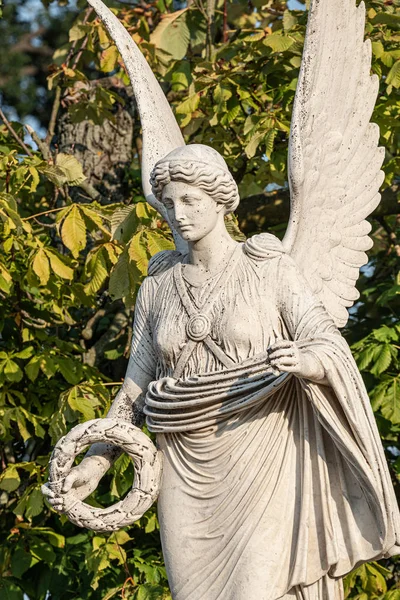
[56,154,86,186]
[44,249,74,280]
[128,232,149,275]
[100,45,119,73]
[32,249,50,285]
[29,167,40,192]
[84,248,108,295]
[61,205,87,258]
[97,23,110,48]
[146,230,174,256]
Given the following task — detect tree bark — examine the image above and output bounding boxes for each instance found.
[57,76,136,205]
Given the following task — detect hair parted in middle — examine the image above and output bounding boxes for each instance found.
[150,144,240,214]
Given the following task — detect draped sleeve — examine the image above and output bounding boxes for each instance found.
[276,253,339,340]
[129,277,158,378]
[274,252,400,576]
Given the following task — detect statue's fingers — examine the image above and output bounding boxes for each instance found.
[268,340,294,351]
[269,348,295,360]
[271,357,297,370]
[281,364,299,372]
[41,484,55,498]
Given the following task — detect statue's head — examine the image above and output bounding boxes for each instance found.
[150,145,240,242]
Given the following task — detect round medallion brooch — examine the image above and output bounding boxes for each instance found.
[186,314,211,341]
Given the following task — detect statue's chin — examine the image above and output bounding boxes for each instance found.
[177,227,199,242]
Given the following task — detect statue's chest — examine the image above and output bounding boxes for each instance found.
[150,266,284,366]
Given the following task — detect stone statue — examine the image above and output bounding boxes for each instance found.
[42,0,400,598]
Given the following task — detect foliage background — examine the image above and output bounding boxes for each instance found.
[0,0,399,598]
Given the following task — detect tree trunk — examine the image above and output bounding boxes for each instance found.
[57,76,136,205]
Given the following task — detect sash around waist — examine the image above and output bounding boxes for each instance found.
[144,352,291,433]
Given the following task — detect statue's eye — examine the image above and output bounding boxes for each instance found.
[164,201,174,210]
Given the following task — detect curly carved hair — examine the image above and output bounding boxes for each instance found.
[150,145,240,214]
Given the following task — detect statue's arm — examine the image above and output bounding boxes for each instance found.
[82,365,154,475]
[62,277,157,497]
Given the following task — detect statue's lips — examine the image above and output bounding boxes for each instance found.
[178,224,193,231]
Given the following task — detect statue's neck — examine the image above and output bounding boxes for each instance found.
[187,221,239,276]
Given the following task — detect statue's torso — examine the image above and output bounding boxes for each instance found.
[146,249,287,380]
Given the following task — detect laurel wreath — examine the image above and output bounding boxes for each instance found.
[43,418,163,532]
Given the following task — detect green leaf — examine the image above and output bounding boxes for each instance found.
[61,205,87,258]
[0,579,25,599]
[0,263,12,294]
[245,131,266,159]
[27,527,65,548]
[150,9,190,60]
[49,410,67,445]
[57,357,83,385]
[4,358,23,382]
[112,530,131,545]
[14,346,34,360]
[214,83,232,107]
[371,344,393,376]
[29,166,40,192]
[110,205,138,242]
[38,164,69,187]
[372,41,385,59]
[283,11,297,31]
[32,248,50,285]
[145,512,158,533]
[69,23,91,42]
[29,539,56,564]
[372,378,400,425]
[109,247,131,301]
[25,355,41,382]
[386,60,400,89]
[264,129,277,158]
[101,587,124,600]
[11,547,39,578]
[41,356,57,378]
[0,465,21,492]
[263,32,294,53]
[56,154,86,186]
[25,487,44,519]
[136,584,165,600]
[169,62,192,91]
[372,13,400,27]
[66,386,100,420]
[176,92,200,115]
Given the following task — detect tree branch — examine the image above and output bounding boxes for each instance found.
[0,107,33,157]
[45,87,62,146]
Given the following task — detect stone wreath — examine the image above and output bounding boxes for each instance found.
[43,418,163,532]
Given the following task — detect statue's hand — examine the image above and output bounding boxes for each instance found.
[268,340,325,382]
[42,456,106,514]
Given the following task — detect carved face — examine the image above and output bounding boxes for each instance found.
[161,181,224,242]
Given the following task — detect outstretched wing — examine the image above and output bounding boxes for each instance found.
[87,0,186,252]
[283,0,384,328]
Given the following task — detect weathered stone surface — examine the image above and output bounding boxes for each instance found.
[43,0,400,598]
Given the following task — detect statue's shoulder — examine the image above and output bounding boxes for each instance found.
[147,250,184,277]
[244,233,286,261]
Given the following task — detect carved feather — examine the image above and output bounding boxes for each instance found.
[283,0,384,327]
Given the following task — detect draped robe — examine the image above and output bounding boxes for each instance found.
[129,234,400,600]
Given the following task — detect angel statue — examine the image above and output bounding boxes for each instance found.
[42,0,400,598]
